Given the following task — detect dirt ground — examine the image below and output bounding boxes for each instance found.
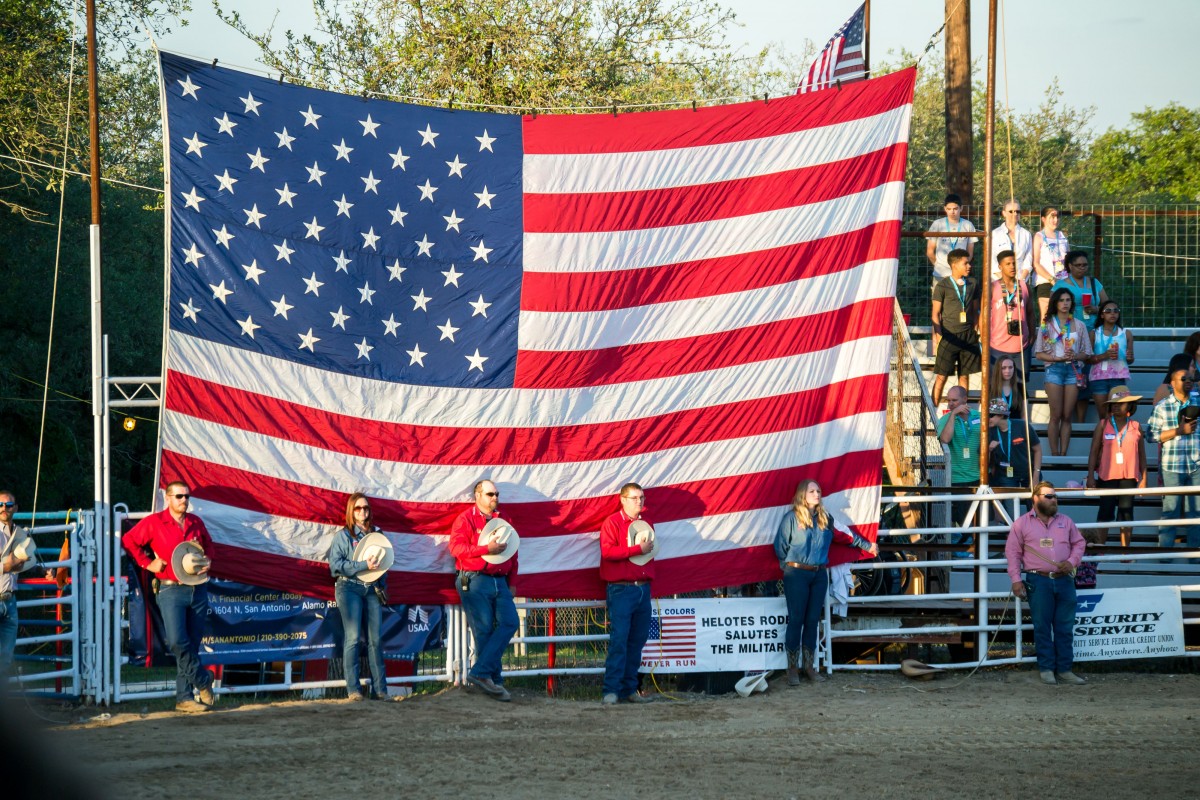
[15,670,1200,799]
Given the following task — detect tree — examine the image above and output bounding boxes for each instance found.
[216,0,768,109]
[1090,104,1200,202]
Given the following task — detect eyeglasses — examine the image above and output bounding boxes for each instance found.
[1103,307,1120,313]
[353,505,370,512]
[483,491,499,498]
[171,494,190,500]
[622,495,646,502]
[0,501,14,509]
[1038,493,1057,500]
[1003,209,1019,214]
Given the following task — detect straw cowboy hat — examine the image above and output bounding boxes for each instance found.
[627,519,659,566]
[479,517,520,565]
[734,671,770,697]
[169,540,212,586]
[351,531,395,583]
[4,531,40,573]
[899,659,943,681]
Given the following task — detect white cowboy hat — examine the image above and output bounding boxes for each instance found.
[479,517,520,565]
[734,671,770,698]
[627,519,659,566]
[5,532,40,573]
[351,531,395,583]
[169,540,212,586]
[899,659,943,680]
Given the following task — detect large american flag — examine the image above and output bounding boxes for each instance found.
[157,52,914,604]
[797,3,868,94]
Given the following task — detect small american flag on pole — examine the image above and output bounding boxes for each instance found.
[797,3,868,94]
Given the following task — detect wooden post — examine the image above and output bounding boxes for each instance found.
[945,0,973,204]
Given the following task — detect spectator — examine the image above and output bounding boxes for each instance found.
[1088,301,1135,419]
[1153,333,1200,406]
[1086,387,1147,548]
[987,399,1041,489]
[937,386,981,489]
[1146,361,1200,550]
[931,248,980,407]
[1053,250,1109,324]
[989,355,1027,420]
[990,199,1033,282]
[1006,481,1087,686]
[1035,288,1094,457]
[0,490,31,677]
[598,482,656,706]
[989,249,1036,374]
[926,194,976,289]
[327,493,389,701]
[1031,206,1068,318]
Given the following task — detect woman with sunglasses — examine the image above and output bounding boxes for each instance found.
[1089,301,1135,419]
[328,492,388,700]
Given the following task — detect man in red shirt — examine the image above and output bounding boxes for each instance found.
[122,481,217,712]
[449,478,519,702]
[599,482,656,705]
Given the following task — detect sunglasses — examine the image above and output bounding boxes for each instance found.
[0,501,15,509]
[353,505,370,512]
[483,491,499,498]
[171,494,190,500]
[1038,493,1057,500]
[1102,307,1120,313]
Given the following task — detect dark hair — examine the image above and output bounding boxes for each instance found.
[1184,331,1200,359]
[988,355,1026,418]
[1164,353,1194,385]
[947,248,970,267]
[1040,205,1059,220]
[345,492,371,531]
[1064,250,1089,268]
[944,194,963,207]
[1093,300,1123,331]
[996,249,1015,264]
[1044,287,1075,322]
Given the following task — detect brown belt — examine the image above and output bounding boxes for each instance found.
[1026,570,1069,579]
[785,562,819,571]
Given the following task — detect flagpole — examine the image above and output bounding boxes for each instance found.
[864,0,871,77]
[978,0,998,484]
[86,0,107,545]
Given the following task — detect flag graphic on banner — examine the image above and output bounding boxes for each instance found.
[797,3,868,94]
[645,614,698,660]
[157,52,913,604]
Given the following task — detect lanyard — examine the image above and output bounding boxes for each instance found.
[1044,231,1062,258]
[955,415,970,446]
[947,219,962,249]
[996,422,1012,462]
[1110,416,1129,449]
[1001,280,1019,307]
[1096,327,1119,354]
[952,277,970,310]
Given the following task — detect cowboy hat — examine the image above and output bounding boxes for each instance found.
[627,519,659,566]
[899,659,943,680]
[479,517,519,565]
[1106,385,1142,405]
[169,540,212,586]
[734,671,770,698]
[351,531,395,583]
[5,531,40,573]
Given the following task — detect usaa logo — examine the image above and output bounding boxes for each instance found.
[1076,594,1103,613]
[406,606,432,632]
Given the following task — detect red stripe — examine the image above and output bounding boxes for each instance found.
[521,220,900,313]
[523,68,916,155]
[515,296,893,389]
[162,447,883,539]
[524,143,907,234]
[166,369,882,466]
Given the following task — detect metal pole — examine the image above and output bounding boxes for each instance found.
[864,0,871,77]
[979,0,999,481]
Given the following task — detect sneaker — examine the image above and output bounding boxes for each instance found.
[1039,671,1057,685]
[197,685,216,706]
[493,686,512,703]
[1056,671,1087,685]
[619,692,653,704]
[466,674,504,697]
[175,699,211,713]
[347,692,366,702]
[601,693,618,705]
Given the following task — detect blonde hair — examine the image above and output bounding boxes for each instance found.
[791,480,830,531]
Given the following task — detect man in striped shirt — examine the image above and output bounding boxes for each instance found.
[1146,363,1200,549]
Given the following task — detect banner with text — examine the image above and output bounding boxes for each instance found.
[1073,585,1185,661]
[640,598,789,673]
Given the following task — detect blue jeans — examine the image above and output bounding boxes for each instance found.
[1159,468,1200,549]
[1025,572,1076,673]
[335,579,385,696]
[604,583,652,698]
[0,596,17,677]
[156,584,214,702]
[457,573,519,684]
[782,566,828,653]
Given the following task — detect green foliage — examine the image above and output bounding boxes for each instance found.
[1090,103,1200,202]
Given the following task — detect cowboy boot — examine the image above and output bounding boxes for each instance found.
[786,649,801,686]
[803,648,826,682]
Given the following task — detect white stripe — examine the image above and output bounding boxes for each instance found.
[523,104,911,195]
[519,259,895,351]
[194,484,881,574]
[163,410,886,505]
[524,181,906,273]
[169,331,891,428]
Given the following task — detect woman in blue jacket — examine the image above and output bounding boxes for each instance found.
[328,492,387,700]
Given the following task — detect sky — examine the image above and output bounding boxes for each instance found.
[157,0,1200,133]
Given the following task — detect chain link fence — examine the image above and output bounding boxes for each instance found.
[899,205,1200,328]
